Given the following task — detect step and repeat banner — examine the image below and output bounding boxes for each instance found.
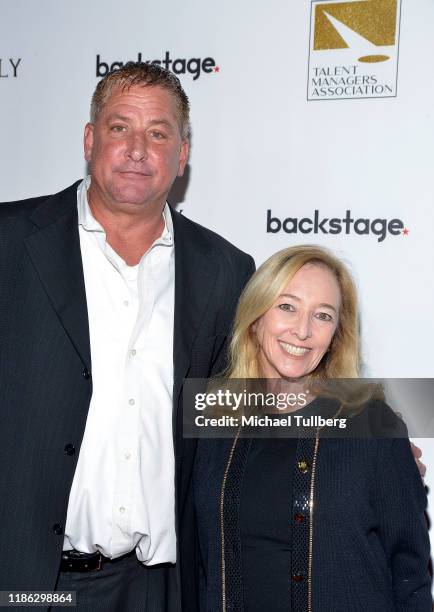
[2,0,434,565]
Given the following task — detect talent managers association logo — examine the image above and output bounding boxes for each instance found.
[307,0,402,101]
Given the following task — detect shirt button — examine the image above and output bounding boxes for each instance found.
[124,452,131,460]
[123,300,129,307]
[128,398,135,406]
[52,523,63,535]
[82,368,90,380]
[131,349,137,356]
[119,506,126,514]
[64,444,76,456]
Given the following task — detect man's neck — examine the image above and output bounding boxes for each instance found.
[87,190,166,266]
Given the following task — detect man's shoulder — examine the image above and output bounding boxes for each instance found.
[0,182,78,234]
[0,181,79,219]
[0,195,52,245]
[170,207,254,267]
[0,194,50,220]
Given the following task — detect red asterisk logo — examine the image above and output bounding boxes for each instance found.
[213,66,220,73]
[402,228,409,236]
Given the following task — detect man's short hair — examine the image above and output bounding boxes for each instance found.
[90,61,190,139]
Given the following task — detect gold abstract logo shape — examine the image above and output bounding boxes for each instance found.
[314,0,397,51]
[358,54,389,63]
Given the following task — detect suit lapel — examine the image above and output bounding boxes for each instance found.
[171,208,217,395]
[171,209,219,464]
[24,183,91,370]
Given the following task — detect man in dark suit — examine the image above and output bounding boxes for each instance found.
[0,62,254,611]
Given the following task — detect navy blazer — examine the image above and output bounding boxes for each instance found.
[0,181,255,611]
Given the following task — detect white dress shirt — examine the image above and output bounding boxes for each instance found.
[63,177,176,565]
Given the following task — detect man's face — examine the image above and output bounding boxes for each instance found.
[84,84,189,211]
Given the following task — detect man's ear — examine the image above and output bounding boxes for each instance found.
[177,140,189,177]
[84,123,94,163]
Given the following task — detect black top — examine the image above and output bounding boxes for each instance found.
[240,401,321,611]
[240,435,297,611]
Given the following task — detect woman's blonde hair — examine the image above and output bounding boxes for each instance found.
[226,245,360,380]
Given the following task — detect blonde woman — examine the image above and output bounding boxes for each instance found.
[194,245,431,611]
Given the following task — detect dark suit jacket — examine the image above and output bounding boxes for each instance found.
[0,181,255,611]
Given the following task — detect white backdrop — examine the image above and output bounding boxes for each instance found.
[2,0,434,574]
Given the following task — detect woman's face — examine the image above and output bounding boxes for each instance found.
[254,263,341,379]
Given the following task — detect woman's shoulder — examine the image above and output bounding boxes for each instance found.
[346,397,408,438]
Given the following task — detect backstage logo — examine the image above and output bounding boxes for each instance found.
[96,52,220,81]
[266,210,409,243]
[0,57,22,78]
[307,0,402,100]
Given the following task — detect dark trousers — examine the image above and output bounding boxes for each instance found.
[52,554,179,612]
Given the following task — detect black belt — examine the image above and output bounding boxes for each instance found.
[60,549,136,573]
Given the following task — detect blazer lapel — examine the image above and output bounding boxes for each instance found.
[171,208,219,461]
[24,182,91,370]
[171,208,217,395]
